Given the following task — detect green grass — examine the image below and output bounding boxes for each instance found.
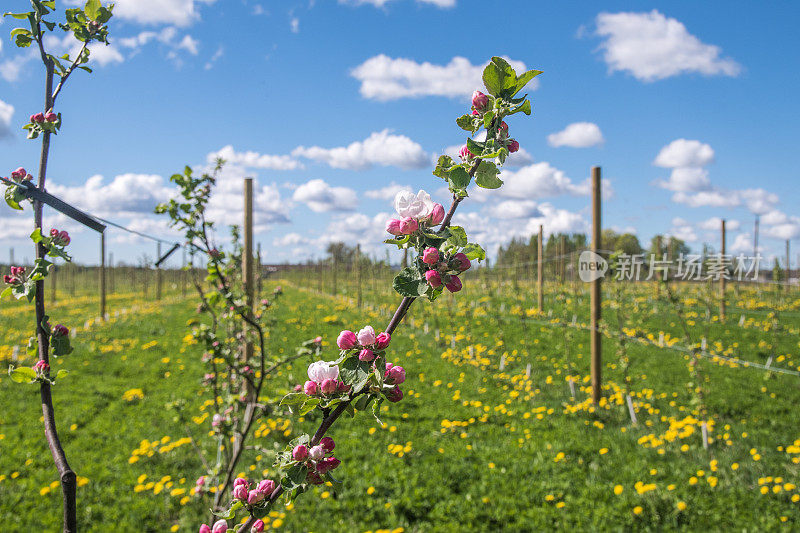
[2,277,800,531]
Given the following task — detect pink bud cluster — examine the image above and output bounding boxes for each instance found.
[10,167,31,181]
[231,476,276,506]
[337,325,391,362]
[304,360,349,396]
[292,437,340,484]
[30,112,57,124]
[33,360,49,375]
[49,228,71,246]
[3,266,25,285]
[383,362,406,403]
[423,251,471,293]
[198,519,230,533]
[52,324,69,337]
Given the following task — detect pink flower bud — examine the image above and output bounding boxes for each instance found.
[33,113,45,123]
[336,380,350,393]
[212,520,228,533]
[306,471,324,485]
[472,90,489,111]
[375,332,391,349]
[29,114,36,123]
[422,247,439,265]
[320,437,335,452]
[233,477,248,488]
[429,203,445,225]
[196,476,206,487]
[336,330,357,350]
[385,386,404,403]
[45,112,58,122]
[399,217,418,235]
[385,365,405,385]
[385,218,403,236]
[251,520,265,533]
[53,324,69,337]
[425,270,442,288]
[358,348,375,362]
[292,444,309,461]
[499,121,508,133]
[247,489,264,504]
[507,139,519,153]
[357,325,376,346]
[309,445,325,461]
[200,525,212,533]
[293,383,302,392]
[320,378,337,394]
[232,484,248,501]
[313,336,322,344]
[385,362,393,372]
[445,274,462,293]
[34,360,50,372]
[316,456,341,474]
[303,380,318,396]
[256,479,275,495]
[211,414,223,427]
[458,145,474,160]
[12,167,26,179]
[452,252,471,272]
[50,228,59,237]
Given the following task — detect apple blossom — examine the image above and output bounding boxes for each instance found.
[357,325,376,346]
[425,270,442,288]
[212,520,228,533]
[359,348,375,362]
[385,365,406,385]
[320,437,335,452]
[429,203,445,225]
[375,332,391,349]
[508,139,519,153]
[445,275,462,293]
[293,444,309,461]
[337,330,357,350]
[422,247,439,265]
[308,360,339,383]
[472,90,489,111]
[394,189,434,220]
[399,217,418,235]
[385,218,402,236]
[303,380,318,396]
[320,378,337,394]
[309,445,325,461]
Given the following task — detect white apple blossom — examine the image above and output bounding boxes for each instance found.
[394,189,434,220]
[307,360,339,383]
[357,325,376,346]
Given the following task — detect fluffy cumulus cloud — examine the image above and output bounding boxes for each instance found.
[668,217,697,243]
[0,99,14,139]
[547,122,604,148]
[292,130,430,170]
[110,0,217,27]
[653,139,714,169]
[595,10,741,82]
[48,173,173,217]
[351,55,531,101]
[207,145,303,171]
[365,182,413,203]
[697,217,739,232]
[292,179,358,213]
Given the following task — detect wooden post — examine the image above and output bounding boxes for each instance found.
[156,242,162,301]
[590,166,602,404]
[243,178,255,389]
[559,234,565,284]
[786,239,791,292]
[100,232,106,319]
[181,246,187,297]
[720,220,726,321]
[537,225,543,312]
[256,242,263,297]
[50,260,57,304]
[356,244,362,308]
[108,252,114,294]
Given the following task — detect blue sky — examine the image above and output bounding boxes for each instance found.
[1,0,799,268]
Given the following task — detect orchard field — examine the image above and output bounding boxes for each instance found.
[2,272,800,531]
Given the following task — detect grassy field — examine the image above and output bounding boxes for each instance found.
[1,274,800,531]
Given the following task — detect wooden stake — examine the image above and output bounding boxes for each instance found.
[720,219,726,321]
[537,225,543,312]
[590,166,602,404]
[356,244,362,308]
[243,178,255,380]
[100,232,106,319]
[156,242,162,301]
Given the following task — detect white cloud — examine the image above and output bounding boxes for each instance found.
[418,0,456,7]
[698,217,739,231]
[292,130,429,170]
[672,190,739,208]
[365,182,413,202]
[177,35,200,55]
[668,217,697,242]
[730,233,754,254]
[48,173,173,217]
[547,122,604,148]
[339,0,393,6]
[290,17,300,33]
[292,179,358,212]
[471,161,612,202]
[0,99,14,139]
[0,54,33,82]
[204,46,224,70]
[595,10,741,82]
[654,139,714,168]
[655,168,711,193]
[207,145,303,171]
[486,200,542,220]
[111,0,217,27]
[740,188,779,216]
[350,55,532,101]
[273,232,310,247]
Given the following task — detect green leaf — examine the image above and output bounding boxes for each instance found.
[475,161,503,189]
[55,369,69,379]
[211,500,243,519]
[84,0,101,20]
[298,398,320,416]
[4,12,32,20]
[392,267,428,298]
[482,56,514,96]
[353,394,373,411]
[512,70,543,97]
[462,243,486,261]
[280,393,306,406]
[371,397,384,426]
[30,227,44,243]
[5,185,25,210]
[483,109,495,129]
[447,166,471,191]
[466,137,484,156]
[447,226,468,247]
[8,366,36,383]
[433,155,456,180]
[339,355,372,393]
[455,114,475,132]
[509,100,532,116]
